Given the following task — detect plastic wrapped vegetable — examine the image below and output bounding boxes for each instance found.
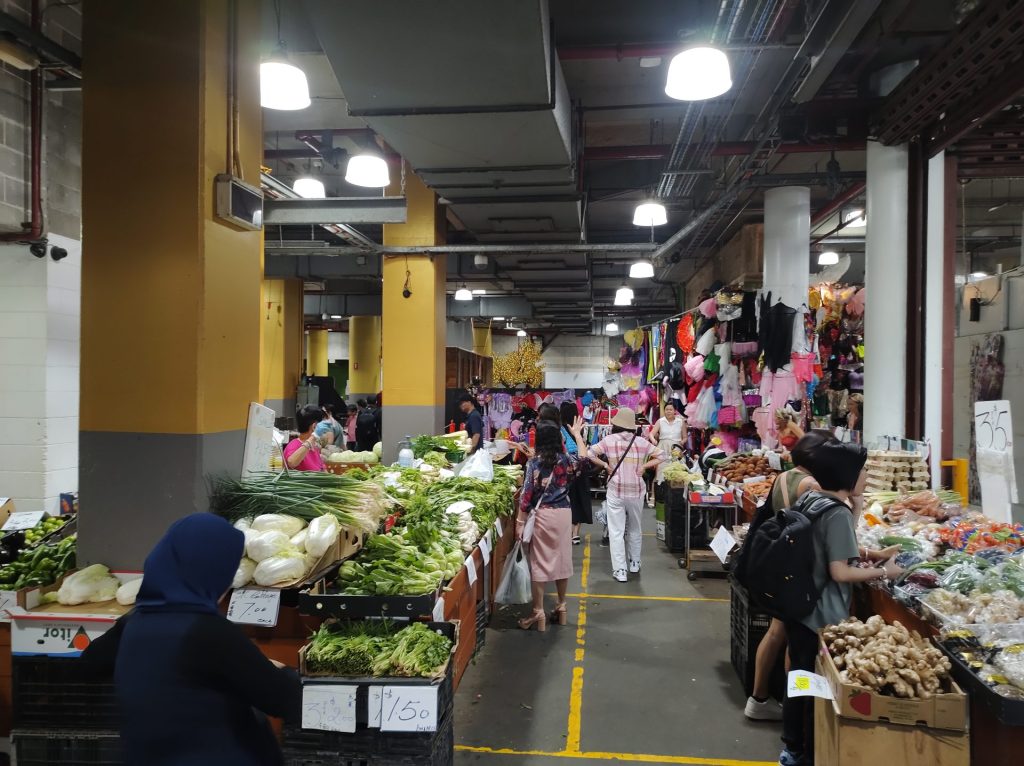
[253,552,308,586]
[232,557,257,589]
[116,577,143,606]
[56,564,120,605]
[250,514,306,537]
[305,514,340,558]
[246,530,294,563]
[938,562,985,594]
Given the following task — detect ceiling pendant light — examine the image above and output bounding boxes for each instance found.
[629,258,655,279]
[260,53,311,111]
[818,251,839,266]
[345,153,390,188]
[516,329,528,337]
[614,285,633,306]
[665,47,732,101]
[605,321,619,334]
[633,201,668,227]
[293,177,325,199]
[454,284,472,301]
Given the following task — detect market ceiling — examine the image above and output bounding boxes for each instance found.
[259,0,999,333]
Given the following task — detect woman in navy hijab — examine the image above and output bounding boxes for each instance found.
[84,513,301,765]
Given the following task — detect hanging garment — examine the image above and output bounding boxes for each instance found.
[490,393,514,433]
[719,364,743,408]
[791,353,816,384]
[759,294,797,372]
[752,406,778,450]
[759,369,802,410]
[677,315,695,355]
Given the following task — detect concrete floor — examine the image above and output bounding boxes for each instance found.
[454,505,782,766]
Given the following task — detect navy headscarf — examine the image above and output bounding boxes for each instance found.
[135,513,244,614]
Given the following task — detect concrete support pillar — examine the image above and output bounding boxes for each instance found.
[762,187,810,310]
[473,325,493,358]
[79,0,262,567]
[864,141,909,444]
[382,162,446,462]
[259,278,303,417]
[348,315,381,400]
[307,329,330,377]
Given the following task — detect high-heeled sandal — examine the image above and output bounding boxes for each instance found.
[549,603,568,625]
[518,609,547,632]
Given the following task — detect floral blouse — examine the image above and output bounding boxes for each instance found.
[518,453,582,513]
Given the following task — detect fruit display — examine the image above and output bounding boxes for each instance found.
[714,453,779,484]
[20,516,70,546]
[823,615,953,699]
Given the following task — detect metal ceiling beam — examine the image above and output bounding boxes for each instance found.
[792,0,882,104]
[303,294,383,317]
[260,172,377,250]
[263,197,407,226]
[0,10,82,77]
[446,296,534,318]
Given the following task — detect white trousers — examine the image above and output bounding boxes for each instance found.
[605,489,644,573]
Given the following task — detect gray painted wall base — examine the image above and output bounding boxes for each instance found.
[382,405,444,464]
[79,429,245,568]
[347,392,377,405]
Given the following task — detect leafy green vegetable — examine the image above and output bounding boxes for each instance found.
[306,620,452,678]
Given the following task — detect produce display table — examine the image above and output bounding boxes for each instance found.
[853,584,1024,765]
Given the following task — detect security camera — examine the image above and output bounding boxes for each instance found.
[50,246,67,261]
[474,254,488,270]
[402,288,412,298]
[29,241,46,258]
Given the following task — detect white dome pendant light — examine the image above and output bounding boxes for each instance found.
[665,47,732,101]
[454,284,472,301]
[633,201,668,227]
[614,284,633,306]
[629,259,655,279]
[261,5,310,110]
[346,152,391,188]
[293,177,325,198]
[605,321,619,334]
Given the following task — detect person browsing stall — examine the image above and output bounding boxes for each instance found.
[284,404,325,472]
[458,394,484,454]
[83,514,301,765]
[314,403,345,446]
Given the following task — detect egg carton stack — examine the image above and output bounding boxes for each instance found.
[865,451,930,494]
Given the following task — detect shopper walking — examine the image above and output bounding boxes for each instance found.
[345,404,358,450]
[355,399,380,452]
[559,401,592,544]
[589,408,662,582]
[649,401,686,485]
[83,514,301,766]
[516,418,588,631]
[284,404,325,472]
[458,394,485,454]
[777,442,902,765]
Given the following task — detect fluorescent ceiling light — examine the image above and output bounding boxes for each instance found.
[454,285,472,301]
[614,286,633,306]
[472,289,486,295]
[971,271,990,279]
[345,153,390,188]
[639,56,663,68]
[330,314,342,319]
[630,259,655,279]
[818,251,839,266]
[665,47,732,101]
[260,59,311,111]
[633,201,668,227]
[605,322,619,333]
[293,177,325,199]
[516,329,527,337]
[493,316,505,321]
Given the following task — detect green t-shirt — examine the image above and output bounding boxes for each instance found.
[801,503,859,632]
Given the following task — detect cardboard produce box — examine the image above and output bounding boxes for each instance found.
[817,637,968,731]
[815,697,969,766]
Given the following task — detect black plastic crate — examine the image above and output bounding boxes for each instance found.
[12,656,119,730]
[283,707,453,766]
[12,729,122,766]
[729,578,784,700]
[663,491,707,553]
[939,640,1024,725]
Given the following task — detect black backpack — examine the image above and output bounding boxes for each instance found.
[736,490,844,621]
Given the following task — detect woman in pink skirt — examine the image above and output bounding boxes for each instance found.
[515,417,588,631]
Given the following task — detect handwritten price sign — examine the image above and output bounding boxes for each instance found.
[975,400,1013,451]
[379,685,439,732]
[301,685,357,733]
[226,588,280,627]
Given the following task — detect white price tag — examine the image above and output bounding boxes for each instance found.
[380,685,439,732]
[368,686,383,728]
[479,532,492,560]
[226,587,281,627]
[709,526,737,564]
[494,519,503,538]
[2,511,45,532]
[767,452,782,471]
[431,596,445,622]
[787,670,834,700]
[301,684,357,732]
[0,591,16,624]
[465,555,478,586]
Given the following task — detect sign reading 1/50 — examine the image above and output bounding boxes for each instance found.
[379,685,439,732]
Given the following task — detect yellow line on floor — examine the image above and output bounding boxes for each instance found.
[455,745,776,766]
[564,533,591,753]
[580,534,591,591]
[561,592,728,603]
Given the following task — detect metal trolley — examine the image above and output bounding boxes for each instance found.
[680,483,739,581]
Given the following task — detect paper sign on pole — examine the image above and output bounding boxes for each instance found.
[301,685,357,732]
[241,402,279,477]
[974,400,1018,522]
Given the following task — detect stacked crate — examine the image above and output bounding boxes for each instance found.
[865,451,930,494]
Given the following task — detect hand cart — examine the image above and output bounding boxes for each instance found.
[680,485,738,580]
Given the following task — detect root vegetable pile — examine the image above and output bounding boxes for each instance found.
[715,454,779,484]
[823,615,952,699]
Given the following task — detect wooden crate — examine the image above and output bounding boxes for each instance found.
[815,697,969,766]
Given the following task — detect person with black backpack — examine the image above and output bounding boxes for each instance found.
[748,442,901,766]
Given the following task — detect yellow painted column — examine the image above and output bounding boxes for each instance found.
[259,278,303,416]
[80,0,262,567]
[349,315,382,398]
[382,162,446,459]
[473,325,493,358]
[308,330,330,377]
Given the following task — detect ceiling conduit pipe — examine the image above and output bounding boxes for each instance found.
[0,0,42,243]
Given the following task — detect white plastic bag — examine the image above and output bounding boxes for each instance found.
[594,502,608,526]
[494,541,532,605]
[457,449,493,481]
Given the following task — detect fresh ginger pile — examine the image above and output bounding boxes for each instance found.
[823,615,952,699]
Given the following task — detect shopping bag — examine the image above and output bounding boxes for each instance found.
[594,501,608,526]
[494,541,532,604]
[457,449,494,481]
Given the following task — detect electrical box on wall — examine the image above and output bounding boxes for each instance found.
[215,174,263,231]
